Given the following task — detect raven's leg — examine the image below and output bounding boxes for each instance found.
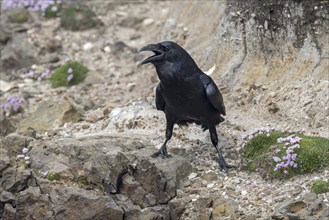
[153,121,174,159]
[209,126,231,172]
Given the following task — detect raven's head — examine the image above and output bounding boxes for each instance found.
[139,41,187,65]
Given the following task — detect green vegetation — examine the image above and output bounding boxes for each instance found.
[77,176,89,185]
[311,180,329,194]
[50,61,88,87]
[60,4,103,31]
[242,131,329,179]
[9,8,31,23]
[44,3,62,18]
[47,172,60,181]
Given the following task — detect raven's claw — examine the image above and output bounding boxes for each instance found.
[152,144,171,159]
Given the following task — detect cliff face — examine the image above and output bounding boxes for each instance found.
[161,0,329,135]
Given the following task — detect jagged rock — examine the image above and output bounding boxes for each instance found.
[85,108,104,122]
[1,133,34,157]
[169,198,187,220]
[27,133,191,210]
[50,187,124,220]
[19,98,81,133]
[0,33,38,72]
[16,187,54,220]
[212,198,239,219]
[0,113,15,136]
[1,203,16,220]
[2,166,32,193]
[118,16,143,28]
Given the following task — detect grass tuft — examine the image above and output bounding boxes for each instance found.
[50,61,88,88]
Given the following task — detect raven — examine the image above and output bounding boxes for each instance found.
[139,41,231,172]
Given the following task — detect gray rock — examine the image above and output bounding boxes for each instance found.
[50,187,124,220]
[0,33,38,72]
[19,98,81,133]
[16,187,54,220]
[0,113,15,136]
[1,133,34,157]
[27,133,191,210]
[0,191,15,203]
[168,198,186,219]
[118,16,143,28]
[212,198,239,219]
[1,203,16,220]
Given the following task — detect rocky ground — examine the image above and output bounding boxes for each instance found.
[1,1,328,220]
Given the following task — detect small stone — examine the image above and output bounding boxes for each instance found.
[188,172,197,180]
[83,42,93,50]
[104,46,111,53]
[207,183,215,188]
[241,190,248,196]
[143,18,154,26]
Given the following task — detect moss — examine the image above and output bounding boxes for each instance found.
[60,4,103,31]
[311,180,329,194]
[9,8,31,23]
[44,3,62,18]
[77,176,89,185]
[50,61,88,88]
[242,131,329,179]
[47,172,60,181]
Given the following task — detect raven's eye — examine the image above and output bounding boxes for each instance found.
[163,46,169,51]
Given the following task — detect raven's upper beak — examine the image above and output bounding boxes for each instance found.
[138,44,164,65]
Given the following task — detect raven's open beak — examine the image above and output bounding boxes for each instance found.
[138,44,164,65]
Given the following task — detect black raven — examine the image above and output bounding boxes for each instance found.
[139,41,231,172]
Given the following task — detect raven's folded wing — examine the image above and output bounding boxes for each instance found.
[200,75,226,115]
[155,83,165,111]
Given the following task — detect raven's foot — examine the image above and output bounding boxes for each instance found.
[152,144,170,159]
[216,156,236,173]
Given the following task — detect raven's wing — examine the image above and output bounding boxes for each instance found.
[200,75,226,115]
[155,83,165,111]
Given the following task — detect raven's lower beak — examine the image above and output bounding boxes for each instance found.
[138,44,164,65]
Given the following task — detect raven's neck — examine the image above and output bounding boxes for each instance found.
[155,61,200,86]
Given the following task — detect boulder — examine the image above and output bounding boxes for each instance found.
[19,98,81,133]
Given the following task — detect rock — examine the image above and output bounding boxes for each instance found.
[271,200,307,219]
[0,113,15,136]
[16,187,53,219]
[142,18,154,27]
[1,203,16,219]
[212,198,239,219]
[195,196,213,210]
[28,133,191,208]
[50,187,124,220]
[8,8,31,23]
[19,98,81,133]
[169,198,186,220]
[0,79,17,92]
[45,38,62,53]
[0,28,11,44]
[119,16,143,28]
[0,191,15,204]
[85,108,104,123]
[0,33,38,72]
[60,3,103,31]
[1,133,34,158]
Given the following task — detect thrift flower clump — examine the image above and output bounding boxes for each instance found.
[21,69,51,81]
[16,147,31,167]
[1,0,62,17]
[242,127,329,179]
[2,96,25,115]
[272,135,301,174]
